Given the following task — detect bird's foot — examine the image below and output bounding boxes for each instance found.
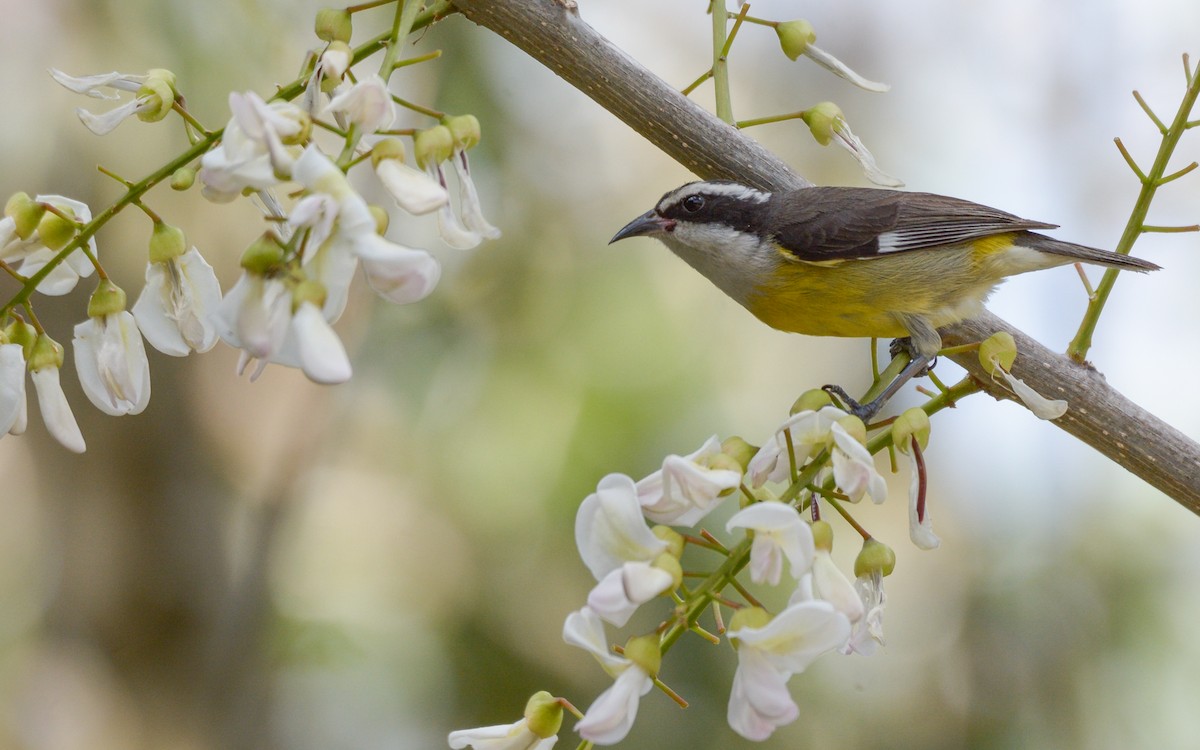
[888,337,937,378]
[822,384,883,423]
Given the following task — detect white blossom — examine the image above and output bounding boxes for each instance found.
[563,609,653,746]
[199,92,308,202]
[830,422,887,503]
[746,406,846,487]
[636,435,741,526]
[30,363,85,453]
[2,195,98,296]
[843,572,886,656]
[324,74,395,134]
[726,502,815,586]
[132,247,223,356]
[575,474,668,581]
[48,68,174,135]
[0,343,26,435]
[585,561,675,627]
[375,155,450,215]
[72,311,151,416]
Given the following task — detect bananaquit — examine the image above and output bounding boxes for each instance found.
[610,181,1159,419]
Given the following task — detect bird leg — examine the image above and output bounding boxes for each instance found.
[823,316,942,423]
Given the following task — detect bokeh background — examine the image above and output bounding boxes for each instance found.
[1,0,1199,748]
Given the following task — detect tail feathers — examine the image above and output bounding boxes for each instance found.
[1025,232,1161,272]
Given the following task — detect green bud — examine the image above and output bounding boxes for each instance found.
[728,606,771,637]
[979,331,1017,375]
[170,167,196,191]
[703,451,743,476]
[135,75,176,123]
[801,101,844,146]
[370,137,408,168]
[315,7,353,43]
[4,319,37,358]
[811,519,834,551]
[651,525,685,560]
[523,691,564,740]
[87,279,127,318]
[836,415,867,445]
[854,538,896,578]
[5,192,45,240]
[146,68,177,92]
[720,436,757,473]
[36,208,77,252]
[445,114,482,150]
[891,407,931,455]
[623,634,662,678]
[29,334,65,371]
[776,19,816,61]
[790,388,833,415]
[240,231,287,274]
[368,204,389,236]
[292,278,327,311]
[413,125,454,169]
[148,221,186,264]
[653,552,683,591]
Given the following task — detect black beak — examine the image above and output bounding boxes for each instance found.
[609,210,671,244]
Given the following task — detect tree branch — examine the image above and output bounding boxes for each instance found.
[450,0,1200,513]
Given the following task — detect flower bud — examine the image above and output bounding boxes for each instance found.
[413,125,454,168]
[4,319,37,357]
[623,633,661,678]
[891,407,930,455]
[790,388,833,415]
[523,691,563,740]
[368,204,389,235]
[29,334,65,371]
[240,231,287,274]
[775,19,816,61]
[728,606,771,637]
[36,208,77,251]
[811,519,834,551]
[148,221,186,264]
[446,114,482,150]
[135,74,176,123]
[979,331,1017,375]
[5,192,45,240]
[370,137,408,167]
[801,101,844,146]
[315,7,353,43]
[86,279,128,318]
[170,167,196,191]
[836,415,867,445]
[651,525,685,560]
[720,436,757,473]
[853,538,896,578]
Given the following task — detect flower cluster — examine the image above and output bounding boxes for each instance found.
[2,12,500,453]
[451,392,940,747]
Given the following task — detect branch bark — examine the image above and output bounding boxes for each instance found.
[450,0,1200,513]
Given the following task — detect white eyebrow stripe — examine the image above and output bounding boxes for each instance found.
[661,181,772,210]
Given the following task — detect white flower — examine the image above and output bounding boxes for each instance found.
[991,363,1069,420]
[901,447,940,550]
[448,691,561,750]
[354,233,441,305]
[636,435,741,526]
[806,550,865,623]
[374,146,450,215]
[575,474,668,581]
[449,146,501,240]
[746,406,846,487]
[286,300,352,384]
[132,247,223,356]
[0,343,26,435]
[199,92,308,202]
[214,271,292,379]
[418,122,501,249]
[324,74,395,134]
[843,572,886,656]
[563,609,653,746]
[49,68,175,135]
[72,311,151,416]
[830,422,887,503]
[28,342,85,453]
[803,102,902,188]
[727,602,851,740]
[2,195,98,296]
[586,561,675,627]
[726,503,815,586]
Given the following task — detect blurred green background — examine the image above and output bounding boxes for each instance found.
[1,1,1199,748]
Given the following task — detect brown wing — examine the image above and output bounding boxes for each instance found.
[767,187,1058,262]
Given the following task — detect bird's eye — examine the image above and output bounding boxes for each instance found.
[682,194,705,213]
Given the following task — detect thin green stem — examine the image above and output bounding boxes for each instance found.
[681,70,713,97]
[1069,57,1200,361]
[710,0,734,124]
[1142,224,1200,233]
[393,93,444,119]
[729,14,777,28]
[736,111,803,129]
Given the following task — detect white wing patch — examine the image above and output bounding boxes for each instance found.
[876,223,1036,254]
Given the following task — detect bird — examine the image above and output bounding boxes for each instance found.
[609,180,1159,420]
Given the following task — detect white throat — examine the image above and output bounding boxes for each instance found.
[657,223,774,307]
